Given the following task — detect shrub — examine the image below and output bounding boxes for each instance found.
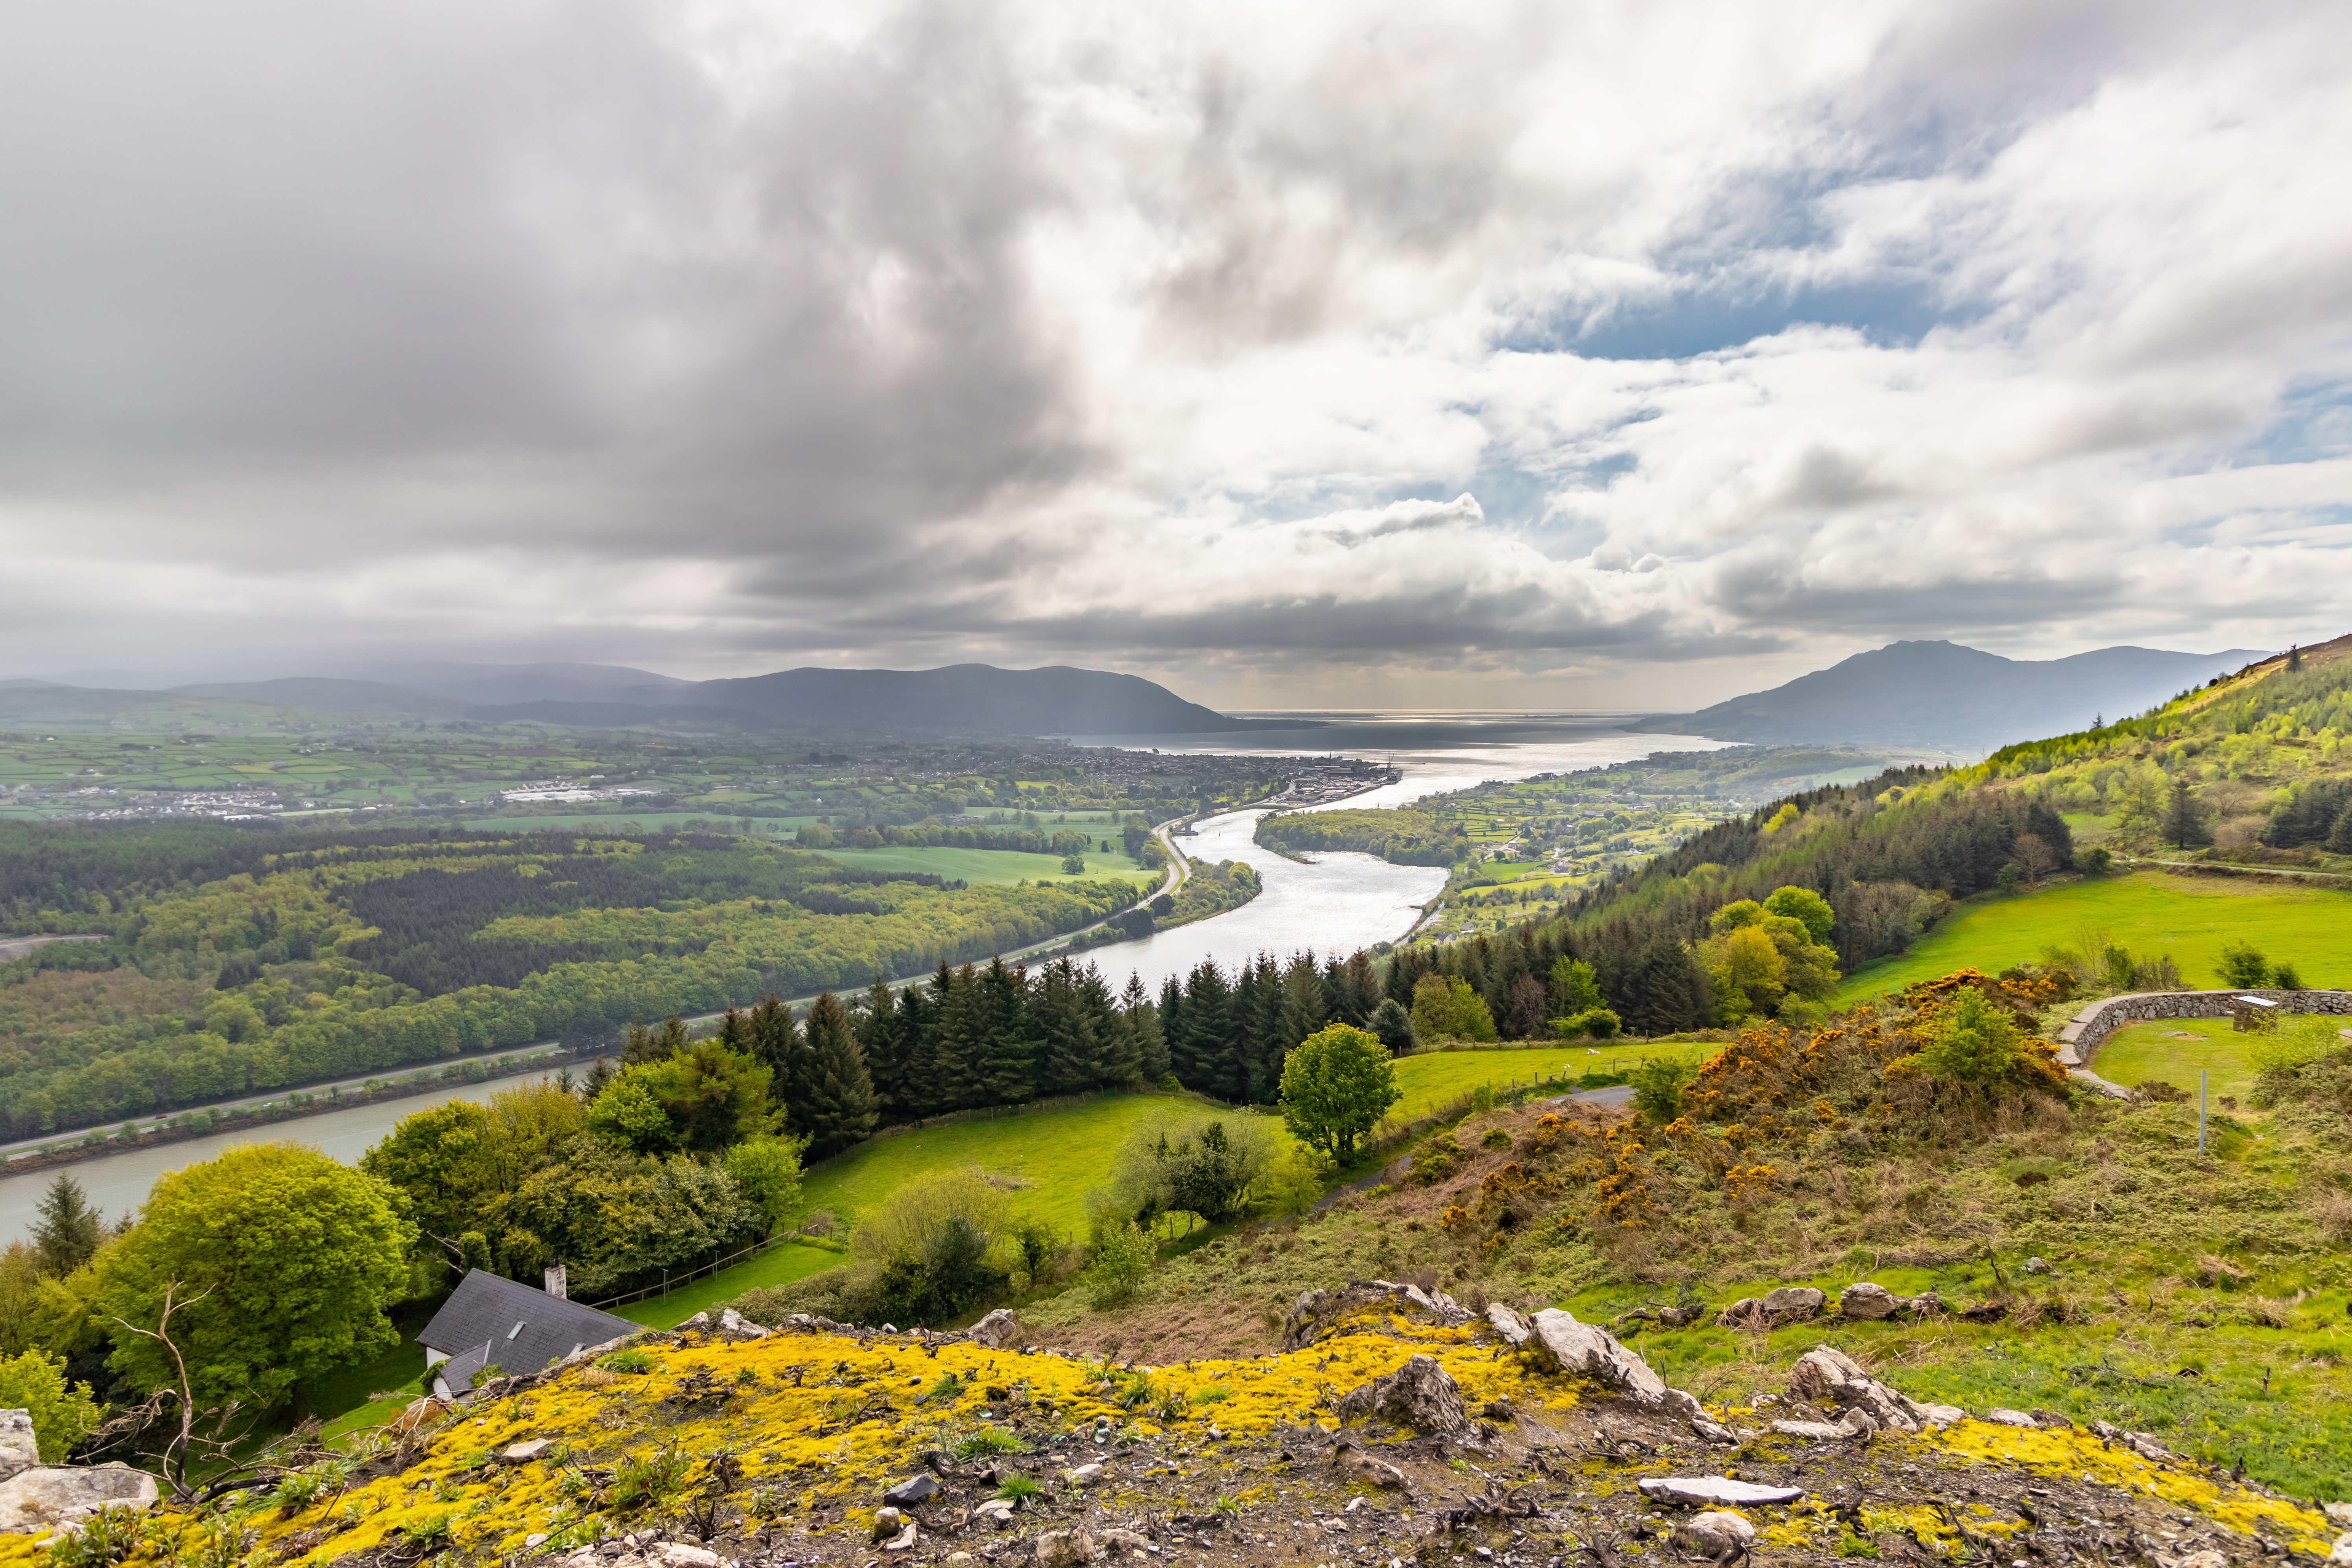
[1084,1220,1153,1310]
[1108,1109,1279,1225]
[1553,1007,1621,1040]
[2217,941,2270,989]
[0,1349,101,1461]
[1627,1054,1697,1123]
[597,1348,652,1374]
[2269,960,2305,991]
[1012,1221,1059,1290]
[1889,987,2063,1091]
[2074,845,2113,874]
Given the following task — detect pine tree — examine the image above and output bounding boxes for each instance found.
[1086,965,1140,1086]
[1278,953,1330,1055]
[1031,958,1098,1097]
[1182,962,1241,1102]
[794,991,879,1157]
[1240,955,1284,1104]
[898,970,943,1118]
[856,981,908,1120]
[974,957,1038,1106]
[1130,974,1170,1083]
[2288,644,2303,671]
[2160,775,2212,849]
[932,963,982,1112]
[745,996,801,1111]
[32,1173,102,1277]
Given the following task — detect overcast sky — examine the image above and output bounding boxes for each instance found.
[2,0,2346,710]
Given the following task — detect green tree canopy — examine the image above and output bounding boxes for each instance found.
[1278,1023,1401,1163]
[1410,974,1498,1043]
[0,1348,103,1461]
[1762,885,1836,944]
[587,1041,777,1154]
[96,1143,413,1409]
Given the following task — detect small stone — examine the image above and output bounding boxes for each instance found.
[1098,1529,1158,1554]
[1769,1419,1854,1441]
[1066,1463,1106,1486]
[1030,1527,1100,1567]
[873,1508,906,1542]
[1760,1286,1826,1320]
[525,1534,549,1548]
[1912,1404,1966,1430]
[1638,1477,1805,1507]
[1672,1511,1757,1559]
[971,1500,1017,1524]
[1334,1445,1409,1490]
[2175,1553,2225,1568]
[1983,1409,2038,1428]
[881,1521,919,1553]
[2022,1257,2053,1275]
[1345,1498,1364,1514]
[501,1439,554,1463]
[679,1311,712,1330]
[653,1545,720,1568]
[884,1472,941,1506]
[718,1308,770,1339]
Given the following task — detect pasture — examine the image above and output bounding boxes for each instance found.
[787,1042,1712,1239]
[2090,1018,2264,1104]
[1835,869,2352,1002]
[612,1238,843,1329]
[815,843,1159,887]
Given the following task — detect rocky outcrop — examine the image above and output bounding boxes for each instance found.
[1332,1353,1473,1439]
[1838,1282,1901,1320]
[0,1463,159,1532]
[1484,1303,1532,1345]
[970,1309,1020,1348]
[1778,1346,1964,1437]
[1284,1281,1474,1349]
[1528,1309,1668,1405]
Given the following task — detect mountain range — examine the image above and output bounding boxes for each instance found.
[1646,640,2273,751]
[0,663,1281,737]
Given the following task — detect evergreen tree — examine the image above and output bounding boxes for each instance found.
[1241,954,1285,1103]
[794,991,879,1157]
[974,957,1038,1106]
[933,963,982,1111]
[745,996,801,1111]
[856,981,908,1119]
[1084,964,1138,1086]
[622,1016,688,1065]
[1180,962,1238,1100]
[2161,775,2212,849]
[1156,976,1186,1088]
[1128,974,1170,1083]
[1278,953,1330,1055]
[32,1173,102,1277]
[1031,958,1098,1097]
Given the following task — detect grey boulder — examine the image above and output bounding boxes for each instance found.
[1786,1346,1921,1433]
[1529,1310,1668,1406]
[884,1472,941,1507]
[1838,1283,1901,1321]
[0,1464,160,1531]
[970,1309,1020,1349]
[1673,1511,1758,1560]
[0,1414,35,1481]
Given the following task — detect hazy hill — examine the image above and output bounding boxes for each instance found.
[4,660,1268,736]
[1651,639,2271,751]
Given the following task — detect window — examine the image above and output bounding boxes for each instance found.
[508,1321,526,1340]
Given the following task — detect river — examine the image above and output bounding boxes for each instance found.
[0,1079,518,1247]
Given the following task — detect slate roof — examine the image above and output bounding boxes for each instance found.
[419,1269,633,1393]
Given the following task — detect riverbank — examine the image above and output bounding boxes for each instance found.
[0,1042,581,1175]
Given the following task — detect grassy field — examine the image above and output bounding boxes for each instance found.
[815,844,1159,887]
[1389,1038,1698,1118]
[788,1044,1713,1240]
[2092,1018,2265,1103]
[1836,869,2352,1002]
[610,1240,843,1329]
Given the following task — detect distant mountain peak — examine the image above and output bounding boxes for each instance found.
[1649,640,2273,753]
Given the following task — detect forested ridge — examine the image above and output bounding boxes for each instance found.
[0,825,1142,1138]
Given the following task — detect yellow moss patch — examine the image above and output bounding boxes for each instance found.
[1938,1420,2335,1554]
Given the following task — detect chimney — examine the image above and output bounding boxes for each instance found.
[544,1263,567,1301]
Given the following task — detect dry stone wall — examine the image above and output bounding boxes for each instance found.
[2055,989,2352,1068]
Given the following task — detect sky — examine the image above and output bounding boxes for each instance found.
[2,0,2348,711]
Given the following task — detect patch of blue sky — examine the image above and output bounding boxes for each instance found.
[2227,380,2352,468]
[1503,277,1970,362]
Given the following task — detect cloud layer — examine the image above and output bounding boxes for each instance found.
[2,0,2347,707]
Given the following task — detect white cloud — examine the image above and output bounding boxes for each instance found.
[0,0,2345,706]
